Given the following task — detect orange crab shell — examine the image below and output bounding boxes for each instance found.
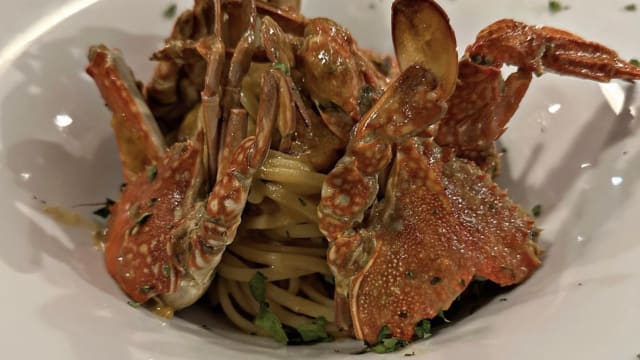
[348,139,542,344]
[105,139,204,304]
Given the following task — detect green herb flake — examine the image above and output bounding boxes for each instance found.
[162,264,171,277]
[430,276,442,285]
[139,284,154,294]
[249,271,267,303]
[272,61,290,75]
[163,3,177,19]
[298,197,307,207]
[548,1,569,13]
[625,3,637,11]
[414,319,431,339]
[406,271,415,279]
[399,311,409,319]
[367,325,409,354]
[531,204,542,218]
[146,165,158,182]
[93,198,116,219]
[437,309,451,323]
[371,338,409,354]
[127,300,141,308]
[148,198,158,207]
[129,212,153,235]
[631,58,640,67]
[296,317,330,342]
[255,305,288,344]
[405,352,416,357]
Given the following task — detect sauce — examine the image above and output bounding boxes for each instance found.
[42,205,107,250]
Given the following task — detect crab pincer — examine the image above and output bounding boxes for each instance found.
[318,0,545,345]
[437,19,640,172]
[86,45,166,182]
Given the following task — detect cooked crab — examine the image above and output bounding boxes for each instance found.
[86,0,284,310]
[318,0,640,345]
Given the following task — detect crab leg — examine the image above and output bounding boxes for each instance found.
[86,45,166,181]
[197,0,226,181]
[318,65,448,328]
[194,69,279,274]
[218,0,258,179]
[437,19,640,171]
[104,69,279,310]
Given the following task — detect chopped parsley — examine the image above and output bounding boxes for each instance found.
[368,325,409,354]
[249,272,288,344]
[406,271,415,279]
[631,58,640,67]
[548,1,569,13]
[129,212,152,235]
[404,352,416,357]
[272,61,290,75]
[255,306,288,344]
[127,300,141,308]
[147,165,158,182]
[531,204,542,218]
[295,317,330,343]
[625,3,637,11]
[298,197,307,207]
[163,3,177,19]
[437,309,451,323]
[249,272,267,303]
[93,198,115,219]
[139,284,154,294]
[430,276,442,285]
[414,319,431,339]
[162,264,171,277]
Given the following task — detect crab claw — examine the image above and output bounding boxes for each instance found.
[466,19,640,82]
[392,0,458,98]
[104,69,279,310]
[86,45,166,181]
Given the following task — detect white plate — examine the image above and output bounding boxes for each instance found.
[1,1,639,359]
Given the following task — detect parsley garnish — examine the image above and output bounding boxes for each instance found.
[404,352,416,357]
[127,300,141,308]
[272,61,290,75]
[625,3,637,11]
[129,212,152,235]
[93,198,116,219]
[430,276,442,285]
[147,165,158,182]
[249,271,267,303]
[631,58,640,67]
[406,271,415,279]
[162,264,171,277]
[249,272,288,344]
[531,204,542,217]
[368,325,409,354]
[296,317,330,343]
[298,197,307,207]
[163,3,177,19]
[437,309,451,323]
[255,306,288,344]
[414,319,431,339]
[139,284,154,294]
[548,1,569,13]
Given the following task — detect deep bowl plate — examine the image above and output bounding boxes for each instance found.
[1,1,639,359]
